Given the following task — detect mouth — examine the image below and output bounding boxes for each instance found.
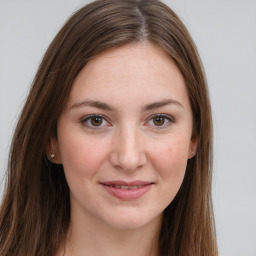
[99,181,154,200]
[103,184,147,189]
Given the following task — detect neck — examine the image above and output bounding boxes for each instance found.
[60,209,162,256]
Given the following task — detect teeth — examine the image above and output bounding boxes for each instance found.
[129,185,139,189]
[110,185,144,189]
[112,185,121,188]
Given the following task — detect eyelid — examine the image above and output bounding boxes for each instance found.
[146,113,175,128]
[80,114,111,129]
[80,113,175,129]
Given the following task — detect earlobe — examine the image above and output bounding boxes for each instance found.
[188,137,198,159]
[188,151,196,159]
[46,137,62,164]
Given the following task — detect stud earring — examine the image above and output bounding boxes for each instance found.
[50,153,56,159]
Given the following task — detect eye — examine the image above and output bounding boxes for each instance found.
[81,114,110,128]
[152,116,165,126]
[148,114,174,128]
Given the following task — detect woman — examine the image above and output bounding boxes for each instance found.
[0,0,218,255]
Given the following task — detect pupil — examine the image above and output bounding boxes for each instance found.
[154,116,164,126]
[92,116,102,126]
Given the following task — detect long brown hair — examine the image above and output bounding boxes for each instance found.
[0,0,217,255]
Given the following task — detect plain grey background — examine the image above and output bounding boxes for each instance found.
[0,0,256,255]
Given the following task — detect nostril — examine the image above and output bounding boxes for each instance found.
[109,149,147,172]
[109,130,147,172]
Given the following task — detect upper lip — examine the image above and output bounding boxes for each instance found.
[100,180,154,186]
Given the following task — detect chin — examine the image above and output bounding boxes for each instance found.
[103,208,162,231]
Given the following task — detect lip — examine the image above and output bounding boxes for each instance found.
[100,180,154,200]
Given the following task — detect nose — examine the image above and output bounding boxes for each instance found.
[109,126,147,172]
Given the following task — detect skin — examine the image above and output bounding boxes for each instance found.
[50,42,197,256]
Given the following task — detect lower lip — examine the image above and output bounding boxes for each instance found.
[101,184,153,200]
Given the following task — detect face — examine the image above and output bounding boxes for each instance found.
[51,43,197,231]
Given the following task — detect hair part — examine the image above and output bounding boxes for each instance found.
[0,0,217,255]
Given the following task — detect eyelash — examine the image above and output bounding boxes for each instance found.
[147,114,175,128]
[81,114,109,129]
[80,114,175,129]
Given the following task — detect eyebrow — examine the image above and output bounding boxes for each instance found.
[70,100,116,111]
[69,98,183,111]
[142,99,184,111]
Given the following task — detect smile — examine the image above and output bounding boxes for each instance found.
[105,184,145,189]
[100,181,154,200]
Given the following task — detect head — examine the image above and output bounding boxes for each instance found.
[0,0,216,255]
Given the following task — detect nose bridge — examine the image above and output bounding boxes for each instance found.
[111,123,146,171]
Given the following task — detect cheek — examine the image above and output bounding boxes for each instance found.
[151,136,190,181]
[58,134,109,178]
[151,137,190,208]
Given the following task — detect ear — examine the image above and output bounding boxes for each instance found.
[188,136,198,159]
[46,137,62,164]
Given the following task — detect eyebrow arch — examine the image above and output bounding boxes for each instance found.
[70,100,116,111]
[142,99,184,111]
[69,98,183,112]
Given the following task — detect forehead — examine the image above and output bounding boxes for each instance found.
[67,42,189,109]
